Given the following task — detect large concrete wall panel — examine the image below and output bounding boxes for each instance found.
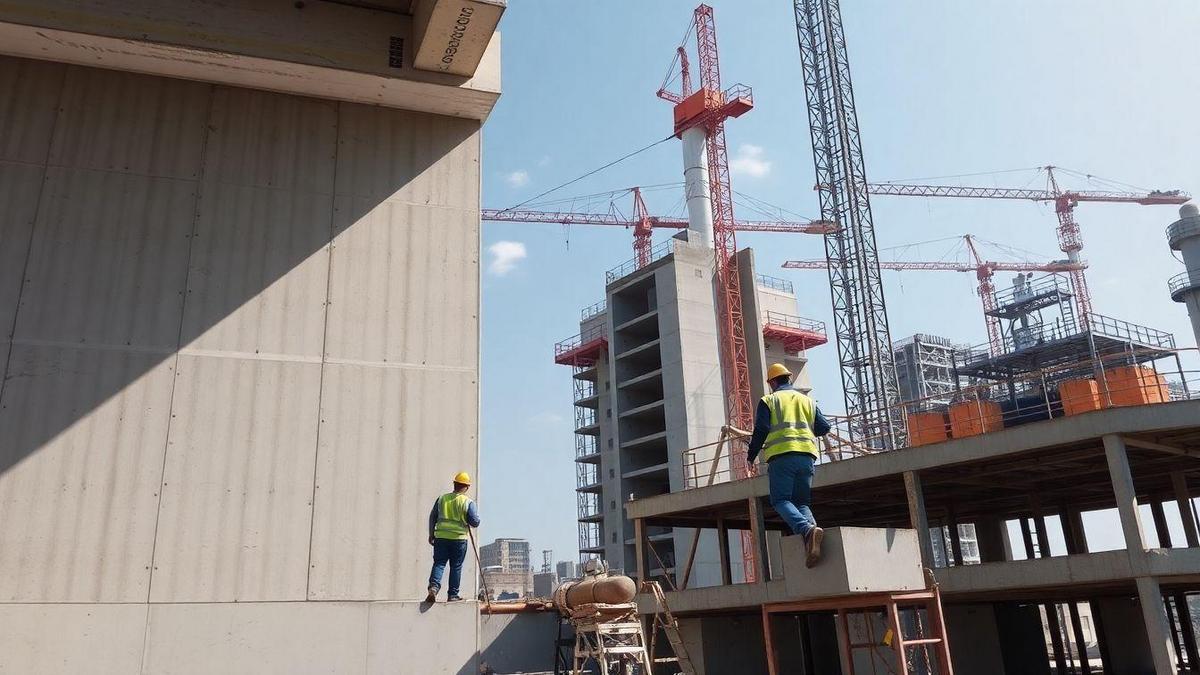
[308,365,477,600]
[325,198,479,366]
[14,168,196,348]
[0,57,64,163]
[143,601,367,675]
[0,603,148,674]
[0,162,44,346]
[335,103,480,209]
[180,182,332,357]
[367,600,479,675]
[0,346,174,601]
[48,67,210,180]
[150,356,321,602]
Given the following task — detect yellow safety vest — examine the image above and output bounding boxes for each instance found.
[761,389,818,462]
[433,493,471,541]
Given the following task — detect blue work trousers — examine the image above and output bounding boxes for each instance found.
[767,452,817,537]
[428,538,468,598]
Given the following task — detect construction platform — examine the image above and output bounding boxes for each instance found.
[626,400,1200,674]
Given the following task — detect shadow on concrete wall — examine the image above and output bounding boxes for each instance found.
[0,56,477,596]
[478,612,564,674]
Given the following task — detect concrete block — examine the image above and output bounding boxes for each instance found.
[367,600,479,675]
[412,0,505,77]
[150,355,321,602]
[480,611,560,674]
[783,527,923,598]
[0,603,147,674]
[143,601,367,674]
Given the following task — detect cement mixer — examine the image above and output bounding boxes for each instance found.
[551,558,638,617]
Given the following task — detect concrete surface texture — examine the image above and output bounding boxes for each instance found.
[0,54,481,673]
[781,527,924,599]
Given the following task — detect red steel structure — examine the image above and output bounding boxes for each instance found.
[867,167,1189,320]
[784,235,1087,356]
[482,187,833,269]
[657,3,760,580]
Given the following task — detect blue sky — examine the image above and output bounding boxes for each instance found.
[477,1,1200,565]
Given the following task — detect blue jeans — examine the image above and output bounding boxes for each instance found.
[768,452,817,537]
[428,538,468,598]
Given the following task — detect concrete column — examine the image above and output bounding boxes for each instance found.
[1103,435,1147,559]
[716,518,732,586]
[1062,508,1089,555]
[1136,577,1179,674]
[1067,603,1093,675]
[635,518,647,582]
[904,471,934,567]
[975,518,1009,563]
[748,497,770,583]
[680,126,714,249]
[1150,501,1173,548]
[946,507,964,566]
[1172,472,1200,547]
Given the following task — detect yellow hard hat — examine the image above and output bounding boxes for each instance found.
[767,363,792,381]
[453,471,472,486]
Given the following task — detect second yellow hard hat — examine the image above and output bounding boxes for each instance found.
[453,471,472,486]
[767,363,792,381]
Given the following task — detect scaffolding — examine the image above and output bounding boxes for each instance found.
[892,334,969,412]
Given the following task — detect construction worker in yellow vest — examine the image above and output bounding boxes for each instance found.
[747,363,831,568]
[426,472,480,603]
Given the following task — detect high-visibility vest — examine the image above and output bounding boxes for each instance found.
[433,493,471,541]
[760,389,819,462]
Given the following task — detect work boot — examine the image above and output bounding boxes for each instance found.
[425,586,437,603]
[805,527,824,568]
[447,595,464,602]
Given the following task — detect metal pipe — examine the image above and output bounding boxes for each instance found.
[681,126,714,248]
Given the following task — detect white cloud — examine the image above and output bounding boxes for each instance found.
[536,155,552,167]
[505,169,530,188]
[488,240,527,276]
[730,143,772,178]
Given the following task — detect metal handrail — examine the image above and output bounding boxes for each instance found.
[755,274,794,294]
[1169,269,1200,299]
[554,323,608,359]
[580,299,607,322]
[1167,215,1200,247]
[763,311,826,336]
[606,240,674,284]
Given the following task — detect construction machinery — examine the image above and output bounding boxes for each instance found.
[867,166,1190,320]
[784,235,1087,356]
[483,186,833,269]
[793,0,905,449]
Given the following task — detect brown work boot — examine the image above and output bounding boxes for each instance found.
[805,527,824,568]
[425,586,437,603]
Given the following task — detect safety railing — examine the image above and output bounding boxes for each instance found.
[755,274,794,294]
[580,299,607,322]
[574,406,597,431]
[1169,269,1200,301]
[606,240,674,284]
[763,311,826,336]
[958,313,1175,369]
[680,347,1200,490]
[1167,215,1200,247]
[578,521,601,550]
[575,434,598,460]
[573,377,596,403]
[577,492,601,520]
[576,462,599,490]
[554,322,608,362]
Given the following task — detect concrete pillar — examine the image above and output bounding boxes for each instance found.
[717,518,732,586]
[1103,435,1147,558]
[748,497,770,583]
[1150,500,1173,548]
[1062,508,1089,555]
[975,518,1009,563]
[1136,577,1179,674]
[904,471,934,567]
[1172,472,1200,548]
[680,126,714,249]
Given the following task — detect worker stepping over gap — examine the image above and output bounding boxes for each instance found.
[747,363,831,568]
[427,472,481,602]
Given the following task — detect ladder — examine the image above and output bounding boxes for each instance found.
[644,582,697,675]
[572,617,653,675]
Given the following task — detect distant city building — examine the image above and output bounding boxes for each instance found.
[481,567,533,601]
[533,572,557,598]
[480,538,531,573]
[556,560,580,581]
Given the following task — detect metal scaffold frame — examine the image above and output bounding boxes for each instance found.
[794,0,905,449]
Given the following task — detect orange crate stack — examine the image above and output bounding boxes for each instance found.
[948,400,1003,438]
[1059,378,1103,416]
[906,411,950,447]
[1104,366,1169,407]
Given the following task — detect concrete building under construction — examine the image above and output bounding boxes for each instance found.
[0,1,502,672]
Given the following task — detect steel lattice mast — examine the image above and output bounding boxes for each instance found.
[793,0,904,447]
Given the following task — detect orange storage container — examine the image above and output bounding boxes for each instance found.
[1059,378,1102,416]
[1104,366,1169,407]
[906,411,950,447]
[948,400,1003,438]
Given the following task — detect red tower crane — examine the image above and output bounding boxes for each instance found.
[867,167,1190,319]
[482,187,833,268]
[657,4,760,580]
[783,235,1087,355]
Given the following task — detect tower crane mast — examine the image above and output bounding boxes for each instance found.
[793,0,905,447]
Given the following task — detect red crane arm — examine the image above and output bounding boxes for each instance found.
[481,209,832,234]
[865,182,1190,206]
[781,259,1086,273]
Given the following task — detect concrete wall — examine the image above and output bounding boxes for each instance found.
[0,55,481,673]
[945,604,1006,675]
[480,612,564,674]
